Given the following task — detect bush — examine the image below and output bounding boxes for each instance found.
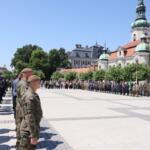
[93,70,105,81]
[64,72,77,81]
[79,72,93,81]
[51,71,64,80]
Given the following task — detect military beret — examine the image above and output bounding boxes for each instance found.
[21,68,33,73]
[28,75,40,83]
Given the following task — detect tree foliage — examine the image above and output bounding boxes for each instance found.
[33,70,45,79]
[105,64,150,82]
[11,45,43,72]
[64,72,77,81]
[11,45,70,79]
[2,70,14,79]
[51,71,64,80]
[48,48,71,76]
[93,70,105,81]
[106,66,124,82]
[79,72,93,81]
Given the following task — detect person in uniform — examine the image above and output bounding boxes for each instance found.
[19,75,43,150]
[0,76,4,104]
[12,74,22,118]
[16,68,33,149]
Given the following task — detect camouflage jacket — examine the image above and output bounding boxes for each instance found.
[20,87,43,139]
[16,80,28,120]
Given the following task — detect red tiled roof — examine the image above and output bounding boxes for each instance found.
[109,52,117,60]
[123,40,140,49]
[60,67,96,74]
[109,40,141,60]
[125,48,135,57]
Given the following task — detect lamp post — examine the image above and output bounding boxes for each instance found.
[135,56,139,85]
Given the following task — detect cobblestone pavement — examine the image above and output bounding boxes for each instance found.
[1,89,150,150]
[38,89,150,150]
[0,90,73,150]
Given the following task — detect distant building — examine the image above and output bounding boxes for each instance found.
[98,0,150,70]
[69,43,105,68]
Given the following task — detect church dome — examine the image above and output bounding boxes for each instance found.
[131,19,150,29]
[99,53,109,60]
[136,43,149,52]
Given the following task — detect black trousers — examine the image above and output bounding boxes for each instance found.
[12,96,17,118]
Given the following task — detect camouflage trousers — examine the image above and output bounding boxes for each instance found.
[15,117,22,147]
[18,137,36,150]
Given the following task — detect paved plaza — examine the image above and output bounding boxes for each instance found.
[0,89,150,150]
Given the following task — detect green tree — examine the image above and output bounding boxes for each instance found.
[48,49,61,75]
[93,70,105,81]
[48,48,71,75]
[79,72,93,81]
[58,48,71,68]
[30,49,49,79]
[122,64,150,81]
[107,66,124,82]
[11,44,43,72]
[122,64,137,81]
[2,70,14,79]
[33,70,45,79]
[64,72,77,81]
[133,64,150,81]
[51,71,64,80]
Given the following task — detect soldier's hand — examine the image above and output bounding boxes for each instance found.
[30,138,38,145]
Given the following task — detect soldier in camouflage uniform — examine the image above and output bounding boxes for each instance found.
[19,75,43,150]
[16,68,33,149]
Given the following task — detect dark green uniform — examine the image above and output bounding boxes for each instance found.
[19,87,43,150]
[16,80,28,149]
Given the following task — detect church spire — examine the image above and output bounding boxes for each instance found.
[136,0,146,21]
[131,0,150,41]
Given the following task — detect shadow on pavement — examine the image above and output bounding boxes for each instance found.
[37,127,64,150]
[0,128,16,150]
[0,145,16,150]
[0,135,15,144]
[0,106,13,115]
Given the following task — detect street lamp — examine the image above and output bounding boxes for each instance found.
[134,55,139,84]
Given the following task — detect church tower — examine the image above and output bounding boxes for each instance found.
[131,0,150,41]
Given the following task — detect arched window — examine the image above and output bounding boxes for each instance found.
[133,34,136,41]
[145,32,148,36]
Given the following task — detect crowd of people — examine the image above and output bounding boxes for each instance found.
[0,75,11,104]
[11,68,43,150]
[42,80,150,97]
[1,68,149,149]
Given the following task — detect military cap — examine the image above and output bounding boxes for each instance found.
[28,75,40,83]
[21,68,33,73]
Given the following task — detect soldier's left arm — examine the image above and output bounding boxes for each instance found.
[24,97,39,138]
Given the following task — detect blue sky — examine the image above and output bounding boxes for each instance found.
[0,0,150,68]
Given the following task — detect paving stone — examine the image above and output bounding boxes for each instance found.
[0,90,73,150]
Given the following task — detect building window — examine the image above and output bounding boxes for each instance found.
[76,53,80,57]
[85,53,89,58]
[119,51,121,56]
[124,51,127,56]
[145,32,148,36]
[133,34,136,41]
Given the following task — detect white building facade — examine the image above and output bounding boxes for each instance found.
[98,0,150,70]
